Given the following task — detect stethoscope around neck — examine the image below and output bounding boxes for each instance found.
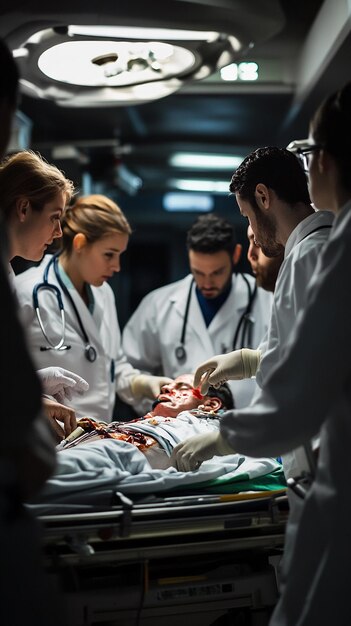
[32,253,97,362]
[174,275,257,362]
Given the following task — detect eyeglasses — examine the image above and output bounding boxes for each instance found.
[287,139,322,173]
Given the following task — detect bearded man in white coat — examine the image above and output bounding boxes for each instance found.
[177,146,334,486]
[171,85,351,626]
[122,213,273,414]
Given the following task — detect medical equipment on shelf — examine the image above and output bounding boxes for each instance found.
[32,253,97,362]
[175,275,257,361]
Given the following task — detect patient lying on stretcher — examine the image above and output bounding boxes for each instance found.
[60,374,234,469]
[30,377,284,511]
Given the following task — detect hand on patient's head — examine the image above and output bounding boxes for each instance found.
[42,397,77,441]
[131,374,173,399]
[194,349,261,394]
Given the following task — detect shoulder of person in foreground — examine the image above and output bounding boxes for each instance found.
[0,257,56,499]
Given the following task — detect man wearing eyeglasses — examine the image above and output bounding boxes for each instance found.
[287,138,322,174]
[178,146,334,488]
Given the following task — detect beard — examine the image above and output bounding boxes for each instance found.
[255,255,283,292]
[254,210,284,258]
[200,270,233,300]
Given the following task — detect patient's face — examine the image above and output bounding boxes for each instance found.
[152,374,203,417]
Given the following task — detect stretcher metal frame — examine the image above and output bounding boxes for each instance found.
[38,490,288,625]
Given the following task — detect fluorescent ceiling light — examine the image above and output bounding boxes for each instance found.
[220,63,238,81]
[116,164,142,195]
[170,153,243,170]
[163,192,214,212]
[238,62,259,81]
[220,62,259,82]
[38,40,195,87]
[51,145,89,164]
[12,48,29,58]
[68,25,219,42]
[7,111,32,153]
[170,179,229,193]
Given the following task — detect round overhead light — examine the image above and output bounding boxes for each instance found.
[15,24,243,105]
[38,40,196,87]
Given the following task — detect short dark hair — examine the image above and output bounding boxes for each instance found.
[207,382,234,410]
[230,146,311,207]
[186,213,237,255]
[0,39,19,108]
[311,82,351,192]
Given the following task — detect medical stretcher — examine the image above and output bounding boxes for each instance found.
[38,489,288,626]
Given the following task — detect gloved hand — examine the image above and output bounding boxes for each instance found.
[194,348,261,394]
[170,431,235,472]
[131,374,173,399]
[37,367,89,404]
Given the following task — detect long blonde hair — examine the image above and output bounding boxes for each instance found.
[61,194,132,254]
[0,150,74,220]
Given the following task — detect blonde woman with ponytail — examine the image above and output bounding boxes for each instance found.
[15,194,171,421]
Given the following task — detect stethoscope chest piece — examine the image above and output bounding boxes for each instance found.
[175,344,187,362]
[85,344,97,363]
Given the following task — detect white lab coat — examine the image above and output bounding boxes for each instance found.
[122,272,272,412]
[219,201,351,625]
[255,210,334,481]
[14,256,138,421]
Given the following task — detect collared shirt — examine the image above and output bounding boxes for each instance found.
[57,262,95,314]
[195,282,231,327]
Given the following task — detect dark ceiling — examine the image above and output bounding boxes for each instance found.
[1,0,350,205]
[0,0,351,238]
[3,0,351,334]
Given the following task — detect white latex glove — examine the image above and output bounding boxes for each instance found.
[130,374,173,399]
[37,367,89,404]
[170,432,235,472]
[194,348,261,394]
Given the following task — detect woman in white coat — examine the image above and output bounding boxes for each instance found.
[172,82,351,625]
[0,148,89,440]
[15,193,171,422]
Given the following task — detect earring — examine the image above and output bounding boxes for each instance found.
[198,404,205,410]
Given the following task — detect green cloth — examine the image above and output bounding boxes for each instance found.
[169,465,286,495]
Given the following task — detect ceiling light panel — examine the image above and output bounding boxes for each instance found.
[170,153,243,169]
[170,179,230,193]
[163,192,214,212]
